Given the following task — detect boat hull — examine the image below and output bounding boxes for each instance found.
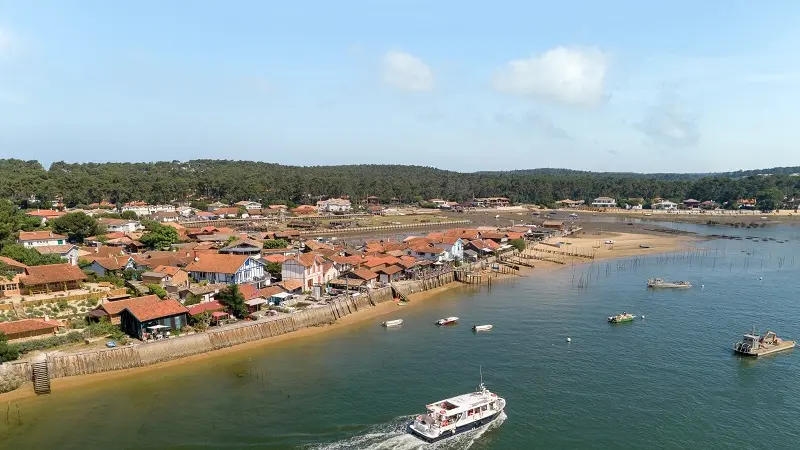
[408,410,503,443]
[733,341,796,357]
[608,318,633,323]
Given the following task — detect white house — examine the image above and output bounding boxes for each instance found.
[652,201,678,211]
[35,244,80,265]
[17,231,68,248]
[433,237,464,261]
[281,253,325,290]
[316,198,352,213]
[186,254,267,286]
[98,218,143,233]
[428,199,448,208]
[235,200,262,210]
[406,245,446,262]
[591,197,617,208]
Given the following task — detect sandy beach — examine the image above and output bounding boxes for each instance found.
[0,230,698,402]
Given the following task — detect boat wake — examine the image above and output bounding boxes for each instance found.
[309,412,506,450]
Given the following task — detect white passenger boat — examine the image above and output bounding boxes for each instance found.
[647,278,692,289]
[382,319,403,327]
[436,317,459,326]
[472,325,493,332]
[408,379,506,443]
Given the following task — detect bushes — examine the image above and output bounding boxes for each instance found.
[9,332,84,357]
[86,321,127,342]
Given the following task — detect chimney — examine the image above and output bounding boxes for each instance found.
[194,251,199,262]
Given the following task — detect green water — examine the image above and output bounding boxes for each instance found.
[2,224,800,449]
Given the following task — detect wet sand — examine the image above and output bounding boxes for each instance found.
[0,231,697,402]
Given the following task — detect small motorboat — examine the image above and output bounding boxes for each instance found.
[608,313,635,323]
[105,341,117,348]
[382,319,404,327]
[436,317,459,326]
[473,325,493,332]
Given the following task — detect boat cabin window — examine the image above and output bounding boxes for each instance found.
[481,405,488,412]
[489,402,495,410]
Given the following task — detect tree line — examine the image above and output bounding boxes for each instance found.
[1,159,798,209]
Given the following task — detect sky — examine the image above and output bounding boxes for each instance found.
[1,0,800,173]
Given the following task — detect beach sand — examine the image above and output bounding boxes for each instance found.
[0,231,697,402]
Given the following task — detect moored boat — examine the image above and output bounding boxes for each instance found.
[408,380,506,443]
[647,278,692,288]
[607,312,635,323]
[472,325,493,332]
[436,317,459,326]
[733,330,796,357]
[382,319,403,327]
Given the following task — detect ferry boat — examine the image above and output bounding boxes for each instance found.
[436,317,459,326]
[733,330,796,357]
[647,278,692,289]
[607,312,635,323]
[472,324,493,332]
[382,319,403,327]
[408,380,506,443]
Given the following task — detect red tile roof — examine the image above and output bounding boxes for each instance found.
[187,300,225,316]
[92,256,132,270]
[0,256,28,270]
[0,318,62,336]
[278,280,303,291]
[125,299,189,322]
[20,264,87,286]
[350,268,378,280]
[99,295,162,316]
[153,265,182,276]
[238,283,260,300]
[25,210,66,218]
[376,265,404,275]
[18,230,67,241]
[258,285,286,297]
[263,254,287,263]
[34,244,76,255]
[186,254,250,274]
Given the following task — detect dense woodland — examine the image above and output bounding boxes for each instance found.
[0,159,799,208]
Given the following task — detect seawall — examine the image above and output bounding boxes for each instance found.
[3,273,458,394]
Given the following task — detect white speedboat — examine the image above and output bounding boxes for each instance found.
[408,381,506,443]
[472,325,493,332]
[436,317,459,326]
[382,319,403,327]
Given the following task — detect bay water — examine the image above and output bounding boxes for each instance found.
[2,223,799,449]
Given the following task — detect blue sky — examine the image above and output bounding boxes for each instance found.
[1,1,799,172]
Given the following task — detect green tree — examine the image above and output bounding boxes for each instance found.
[756,188,784,211]
[0,331,20,363]
[0,262,17,280]
[147,284,168,299]
[216,284,247,318]
[266,261,282,279]
[139,223,180,249]
[0,244,63,266]
[262,239,289,249]
[509,238,526,252]
[51,212,99,243]
[120,210,138,220]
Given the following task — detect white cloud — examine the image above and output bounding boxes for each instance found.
[492,46,610,106]
[635,92,700,148]
[381,50,434,91]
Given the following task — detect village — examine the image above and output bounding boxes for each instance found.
[0,194,588,387]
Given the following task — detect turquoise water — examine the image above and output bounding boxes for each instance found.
[2,224,800,449]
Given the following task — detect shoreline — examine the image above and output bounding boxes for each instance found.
[0,231,698,403]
